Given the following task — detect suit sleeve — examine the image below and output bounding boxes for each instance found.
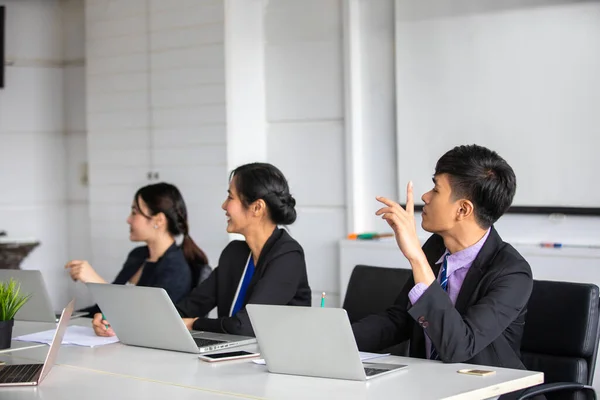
[408,260,533,363]
[191,251,306,336]
[175,267,218,319]
[351,234,444,352]
[351,276,414,352]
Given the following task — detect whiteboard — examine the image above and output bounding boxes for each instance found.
[395,0,600,209]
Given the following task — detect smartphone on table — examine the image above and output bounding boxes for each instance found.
[198,350,260,363]
[457,369,496,376]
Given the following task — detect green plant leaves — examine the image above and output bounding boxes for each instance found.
[0,278,31,321]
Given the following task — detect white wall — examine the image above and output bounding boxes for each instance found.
[62,0,92,308]
[85,0,229,290]
[394,0,600,209]
[82,0,347,310]
[84,0,346,307]
[85,0,152,285]
[345,0,600,256]
[264,0,346,307]
[393,0,600,248]
[0,0,70,310]
[148,0,229,266]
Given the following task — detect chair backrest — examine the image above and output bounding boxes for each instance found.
[198,264,212,285]
[342,265,412,323]
[521,280,600,400]
[187,260,212,289]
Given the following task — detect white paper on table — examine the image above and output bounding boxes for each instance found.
[252,351,391,365]
[14,326,119,347]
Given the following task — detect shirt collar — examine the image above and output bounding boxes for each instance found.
[435,229,491,275]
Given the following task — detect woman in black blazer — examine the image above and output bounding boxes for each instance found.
[64,183,210,335]
[176,162,311,336]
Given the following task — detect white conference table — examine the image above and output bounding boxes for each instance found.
[0,353,247,400]
[3,319,544,400]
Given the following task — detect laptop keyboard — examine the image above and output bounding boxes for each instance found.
[0,364,43,384]
[364,367,386,377]
[193,338,227,348]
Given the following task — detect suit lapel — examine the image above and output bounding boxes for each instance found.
[454,265,484,314]
[454,227,502,313]
[411,228,503,358]
[244,228,283,298]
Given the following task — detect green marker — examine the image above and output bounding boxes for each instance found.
[101,313,109,330]
[320,292,326,308]
[348,232,395,240]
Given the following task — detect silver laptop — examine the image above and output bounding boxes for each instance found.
[0,298,74,387]
[247,304,407,381]
[86,283,256,353]
[0,270,86,323]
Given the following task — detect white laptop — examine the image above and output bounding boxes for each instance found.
[246,304,407,381]
[0,298,74,387]
[0,270,86,323]
[86,283,256,353]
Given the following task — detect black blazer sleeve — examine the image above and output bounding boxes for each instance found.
[191,250,307,336]
[351,234,444,352]
[175,267,218,319]
[352,277,414,352]
[407,256,533,363]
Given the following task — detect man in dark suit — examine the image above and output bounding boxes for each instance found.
[352,144,533,370]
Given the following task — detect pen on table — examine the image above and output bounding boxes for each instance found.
[320,292,326,308]
[101,313,109,330]
[540,242,563,248]
[540,242,600,249]
[347,232,395,240]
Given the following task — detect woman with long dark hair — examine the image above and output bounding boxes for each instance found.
[65,182,210,335]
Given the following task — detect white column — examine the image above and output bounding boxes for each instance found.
[342,0,365,233]
[343,0,398,234]
[224,0,267,171]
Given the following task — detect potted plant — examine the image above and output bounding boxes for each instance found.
[0,278,31,349]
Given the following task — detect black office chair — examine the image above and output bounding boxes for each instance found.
[197,263,212,286]
[342,265,412,356]
[518,280,600,400]
[189,260,212,289]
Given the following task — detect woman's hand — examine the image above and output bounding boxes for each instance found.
[183,317,199,331]
[65,260,106,284]
[92,313,115,337]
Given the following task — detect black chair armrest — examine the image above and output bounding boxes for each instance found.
[517,382,597,400]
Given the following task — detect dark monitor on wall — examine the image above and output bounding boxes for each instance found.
[0,5,5,88]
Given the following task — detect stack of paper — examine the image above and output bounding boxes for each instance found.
[14,326,119,347]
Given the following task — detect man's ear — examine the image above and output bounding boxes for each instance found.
[456,199,474,221]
